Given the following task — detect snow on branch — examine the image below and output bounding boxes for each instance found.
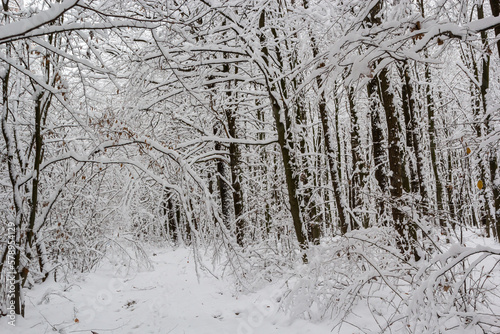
[0,0,80,42]
[175,136,278,149]
[466,14,500,33]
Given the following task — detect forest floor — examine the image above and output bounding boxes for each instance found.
[1,230,499,334]
[0,245,334,334]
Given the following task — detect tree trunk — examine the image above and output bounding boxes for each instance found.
[259,10,307,251]
[348,87,367,227]
[317,85,348,234]
[377,67,419,260]
[425,65,446,230]
[214,124,231,229]
[478,3,500,240]
[368,1,419,260]
[368,78,388,198]
[1,55,25,316]
[401,61,428,203]
[222,60,245,247]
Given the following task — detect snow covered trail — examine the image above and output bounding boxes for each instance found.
[0,247,332,334]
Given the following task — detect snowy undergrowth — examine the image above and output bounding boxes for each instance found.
[260,227,500,334]
[49,234,153,284]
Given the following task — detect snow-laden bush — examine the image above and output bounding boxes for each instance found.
[276,227,500,333]
[409,244,500,333]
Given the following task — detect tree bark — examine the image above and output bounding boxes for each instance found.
[1,52,25,316]
[214,124,231,229]
[368,1,419,260]
[401,61,427,202]
[222,59,245,247]
[377,68,418,259]
[425,65,446,230]
[259,10,308,251]
[348,87,367,227]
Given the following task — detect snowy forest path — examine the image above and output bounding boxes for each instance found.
[0,247,331,334]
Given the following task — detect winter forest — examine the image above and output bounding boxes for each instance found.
[1,0,500,333]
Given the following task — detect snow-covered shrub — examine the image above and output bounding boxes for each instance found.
[278,227,500,333]
[409,245,500,333]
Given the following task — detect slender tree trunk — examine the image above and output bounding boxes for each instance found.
[317,85,348,234]
[269,96,307,249]
[214,124,231,229]
[368,78,388,202]
[1,55,25,316]
[348,87,368,227]
[447,151,456,224]
[166,193,178,242]
[377,68,419,260]
[478,3,500,240]
[257,107,272,236]
[226,115,245,246]
[289,32,319,243]
[401,61,428,203]
[24,93,46,286]
[366,2,388,203]
[418,0,446,233]
[367,1,419,260]
[425,65,446,230]
[222,60,245,246]
[259,10,307,251]
[464,37,494,237]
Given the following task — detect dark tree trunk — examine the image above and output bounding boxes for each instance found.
[1,54,24,316]
[367,1,419,260]
[466,23,494,237]
[401,62,427,202]
[222,60,245,247]
[348,87,367,227]
[377,68,419,260]
[368,78,388,197]
[425,65,446,230]
[478,3,500,240]
[259,10,307,251]
[167,194,178,242]
[214,124,231,229]
[317,87,348,234]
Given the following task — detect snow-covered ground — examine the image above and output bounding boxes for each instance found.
[0,247,333,334]
[2,230,500,334]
